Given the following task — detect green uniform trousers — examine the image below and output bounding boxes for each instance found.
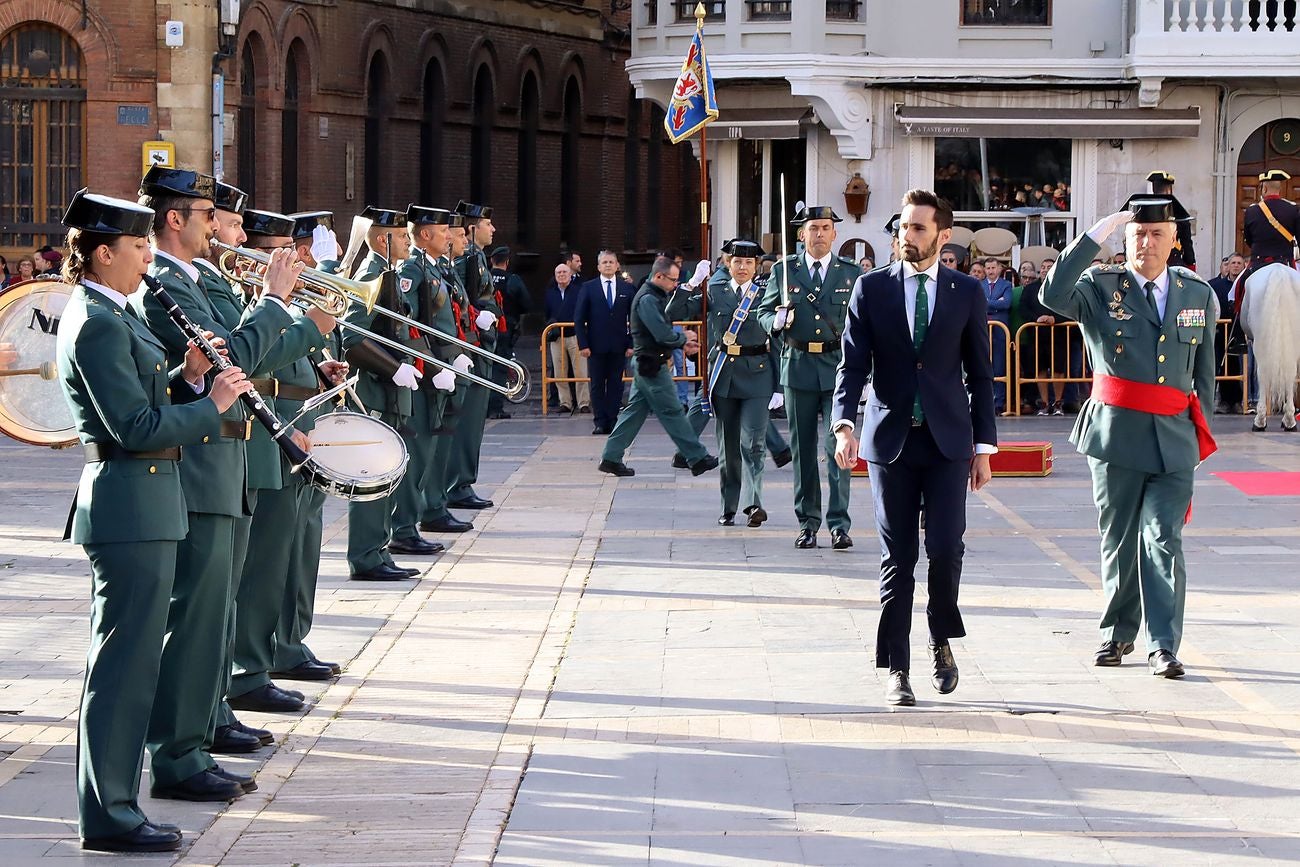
[421,388,464,524]
[347,411,404,573]
[786,385,851,533]
[685,394,789,459]
[210,489,259,738]
[78,540,176,838]
[1088,457,1193,654]
[275,483,327,670]
[711,393,770,515]
[393,390,438,541]
[602,366,708,464]
[448,380,490,502]
[147,512,235,788]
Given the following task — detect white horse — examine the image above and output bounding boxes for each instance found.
[1239,262,1300,432]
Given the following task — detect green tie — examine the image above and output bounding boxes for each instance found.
[811,260,823,290]
[913,273,929,424]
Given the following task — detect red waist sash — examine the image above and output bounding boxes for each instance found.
[1091,373,1216,462]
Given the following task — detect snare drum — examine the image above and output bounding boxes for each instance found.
[300,411,408,501]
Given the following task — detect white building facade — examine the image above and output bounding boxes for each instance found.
[628,0,1300,267]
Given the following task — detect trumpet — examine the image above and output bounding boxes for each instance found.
[212,240,530,402]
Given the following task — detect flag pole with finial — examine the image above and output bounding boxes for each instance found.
[694,2,710,407]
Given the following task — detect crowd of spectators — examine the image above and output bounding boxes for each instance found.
[0,246,62,289]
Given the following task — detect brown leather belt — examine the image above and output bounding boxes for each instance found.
[220,419,254,441]
[789,339,840,354]
[249,378,318,401]
[84,443,182,462]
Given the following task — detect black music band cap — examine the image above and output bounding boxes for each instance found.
[213,182,248,215]
[288,211,334,240]
[791,205,843,225]
[448,214,466,229]
[1146,170,1175,184]
[1259,169,1292,182]
[360,206,408,228]
[884,213,902,235]
[63,189,155,237]
[242,209,295,239]
[455,200,493,221]
[405,205,452,225]
[727,239,765,259]
[1122,196,1185,223]
[139,166,217,201]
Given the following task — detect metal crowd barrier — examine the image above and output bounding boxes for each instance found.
[539,320,704,414]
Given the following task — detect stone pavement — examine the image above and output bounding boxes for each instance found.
[1,411,1300,866]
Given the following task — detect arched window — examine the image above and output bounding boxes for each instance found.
[280,42,305,213]
[237,41,259,204]
[419,59,445,205]
[516,72,539,246]
[470,65,494,205]
[624,89,641,250]
[0,24,85,252]
[561,77,582,247]
[365,53,389,206]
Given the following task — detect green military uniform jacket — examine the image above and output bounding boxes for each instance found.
[630,283,688,359]
[58,285,222,544]
[395,247,458,429]
[344,251,415,419]
[133,254,293,517]
[1040,234,1216,474]
[456,247,498,352]
[666,279,771,400]
[757,254,861,391]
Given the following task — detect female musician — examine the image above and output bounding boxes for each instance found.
[55,189,252,853]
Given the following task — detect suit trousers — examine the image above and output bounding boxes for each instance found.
[392,390,437,540]
[786,385,851,533]
[586,351,627,430]
[1087,457,1192,654]
[549,335,589,410]
[601,366,708,464]
[869,424,969,671]
[147,512,236,787]
[712,393,770,514]
[274,483,327,671]
[685,392,790,457]
[78,540,176,838]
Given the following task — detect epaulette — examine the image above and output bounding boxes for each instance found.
[1170,265,1210,286]
[838,255,857,267]
[1094,263,1124,273]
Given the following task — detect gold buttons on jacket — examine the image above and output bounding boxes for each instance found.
[1116,330,1123,336]
[155,364,162,371]
[280,328,288,335]
[148,465,157,474]
[1158,376,1166,383]
[1159,334,1166,342]
[202,436,210,443]
[1158,354,1166,362]
[166,387,171,396]
[814,314,821,321]
[1191,338,1197,345]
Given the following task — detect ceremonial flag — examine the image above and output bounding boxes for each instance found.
[664,22,718,144]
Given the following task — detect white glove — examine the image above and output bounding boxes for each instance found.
[391,362,423,390]
[475,310,496,330]
[1086,211,1133,245]
[767,391,785,411]
[688,259,711,288]
[431,367,457,392]
[453,353,473,374]
[310,225,339,264]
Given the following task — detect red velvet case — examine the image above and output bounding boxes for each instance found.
[851,441,1054,478]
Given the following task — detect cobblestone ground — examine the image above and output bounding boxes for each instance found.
[1,411,1299,866]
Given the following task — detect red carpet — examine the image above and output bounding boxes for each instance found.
[1214,472,1300,496]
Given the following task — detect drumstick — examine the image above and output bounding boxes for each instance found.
[311,440,384,447]
[0,361,57,379]
[320,346,367,414]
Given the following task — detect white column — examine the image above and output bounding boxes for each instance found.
[714,139,740,253]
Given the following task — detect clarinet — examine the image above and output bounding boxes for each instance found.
[142,274,311,470]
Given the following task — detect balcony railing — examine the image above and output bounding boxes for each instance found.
[1162,0,1296,31]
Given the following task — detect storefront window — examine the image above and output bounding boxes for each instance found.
[934,137,1070,213]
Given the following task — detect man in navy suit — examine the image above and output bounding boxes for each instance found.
[831,189,998,707]
[575,251,636,434]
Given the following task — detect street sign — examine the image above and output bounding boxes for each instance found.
[143,141,175,175]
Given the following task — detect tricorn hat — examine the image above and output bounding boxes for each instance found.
[139,166,217,201]
[242,209,296,239]
[360,206,408,228]
[63,189,154,237]
[447,213,466,229]
[1146,170,1176,185]
[455,200,493,221]
[791,205,843,225]
[1259,168,1292,182]
[288,211,333,241]
[213,182,248,215]
[726,239,765,259]
[884,213,902,236]
[1122,196,1187,223]
[406,205,452,226]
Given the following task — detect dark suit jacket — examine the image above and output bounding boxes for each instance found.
[832,262,997,464]
[574,277,635,354]
[545,283,580,326]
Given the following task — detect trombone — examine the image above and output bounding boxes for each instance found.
[213,240,530,403]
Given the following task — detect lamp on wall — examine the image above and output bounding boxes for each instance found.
[843,172,870,222]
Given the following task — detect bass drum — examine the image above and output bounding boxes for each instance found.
[300,410,408,501]
[0,279,76,447]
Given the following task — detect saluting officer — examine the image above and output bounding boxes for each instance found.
[757,206,863,550]
[667,240,774,526]
[1040,197,1217,679]
[343,206,431,580]
[1147,171,1197,271]
[58,190,249,853]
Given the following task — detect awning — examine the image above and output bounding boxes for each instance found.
[894,106,1201,139]
[713,107,813,141]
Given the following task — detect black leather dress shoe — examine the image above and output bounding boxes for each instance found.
[212,765,258,793]
[151,769,244,803]
[312,656,343,675]
[772,448,793,468]
[352,563,415,581]
[671,453,689,469]
[930,642,959,694]
[273,683,305,701]
[718,513,735,526]
[228,684,305,714]
[449,495,493,510]
[1093,640,1135,667]
[272,660,335,681]
[83,821,182,853]
[690,455,719,476]
[389,563,422,577]
[745,506,768,528]
[886,671,916,706]
[555,405,572,414]
[211,724,262,754]
[388,536,444,555]
[146,820,181,834]
[598,459,635,477]
[831,529,853,550]
[795,529,817,549]
[1149,649,1186,678]
[419,516,473,533]
[230,718,273,745]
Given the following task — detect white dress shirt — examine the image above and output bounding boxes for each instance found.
[804,251,833,278]
[1127,267,1170,321]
